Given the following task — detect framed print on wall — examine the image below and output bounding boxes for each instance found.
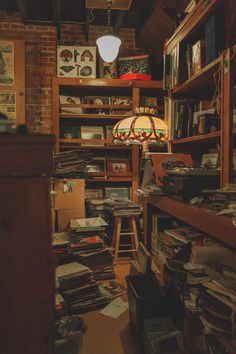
[57,45,96,78]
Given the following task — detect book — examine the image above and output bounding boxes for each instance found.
[70,217,108,230]
[100,280,126,299]
[164,226,205,244]
[191,39,205,75]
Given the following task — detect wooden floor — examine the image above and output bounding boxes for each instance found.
[81,262,142,354]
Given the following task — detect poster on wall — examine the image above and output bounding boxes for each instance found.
[57,45,96,78]
[0,91,16,119]
[0,41,15,85]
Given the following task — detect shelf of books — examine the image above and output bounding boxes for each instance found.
[144,195,236,249]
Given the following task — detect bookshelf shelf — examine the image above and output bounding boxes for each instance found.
[172,131,221,144]
[143,195,236,254]
[166,0,223,53]
[86,178,132,182]
[171,56,221,96]
[59,113,131,120]
[60,103,132,110]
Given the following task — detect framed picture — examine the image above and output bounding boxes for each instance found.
[82,96,110,105]
[80,126,104,146]
[82,96,110,114]
[86,157,106,173]
[57,45,96,78]
[104,187,130,200]
[112,96,131,106]
[59,95,83,114]
[107,159,130,173]
[140,96,158,108]
[85,189,104,199]
[200,153,219,168]
[59,125,80,139]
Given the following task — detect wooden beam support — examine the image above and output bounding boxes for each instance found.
[84,9,91,43]
[51,0,61,42]
[15,0,28,21]
[113,10,126,35]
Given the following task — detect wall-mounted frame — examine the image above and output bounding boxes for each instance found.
[0,39,25,124]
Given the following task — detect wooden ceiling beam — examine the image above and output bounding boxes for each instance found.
[15,0,28,21]
[84,9,91,43]
[85,0,132,10]
[114,10,126,35]
[51,0,61,42]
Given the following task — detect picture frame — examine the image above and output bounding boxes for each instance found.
[57,45,96,78]
[85,188,104,199]
[59,95,83,114]
[111,96,131,106]
[80,126,104,146]
[104,187,130,200]
[107,159,130,174]
[82,96,111,114]
[86,157,106,174]
[200,153,219,168]
[82,96,110,105]
[59,125,80,140]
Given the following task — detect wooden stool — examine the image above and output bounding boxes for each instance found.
[112,213,140,263]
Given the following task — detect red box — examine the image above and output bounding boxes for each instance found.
[119,73,151,80]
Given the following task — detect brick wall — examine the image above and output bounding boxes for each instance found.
[0,11,136,133]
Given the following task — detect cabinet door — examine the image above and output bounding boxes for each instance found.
[0,177,54,354]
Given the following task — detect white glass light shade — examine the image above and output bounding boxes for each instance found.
[96,35,121,62]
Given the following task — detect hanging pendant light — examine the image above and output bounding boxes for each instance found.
[96,0,121,63]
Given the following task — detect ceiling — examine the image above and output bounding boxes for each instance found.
[0,0,189,66]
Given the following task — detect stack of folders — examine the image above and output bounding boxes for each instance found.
[56,262,109,314]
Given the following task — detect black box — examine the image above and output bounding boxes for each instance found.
[163,175,220,200]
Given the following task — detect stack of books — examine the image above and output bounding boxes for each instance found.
[69,217,115,280]
[53,149,93,178]
[105,198,142,216]
[56,262,109,314]
[52,232,71,265]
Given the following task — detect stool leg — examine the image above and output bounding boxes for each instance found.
[114,216,122,263]
[131,216,139,257]
[112,217,118,249]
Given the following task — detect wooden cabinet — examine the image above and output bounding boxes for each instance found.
[52,77,164,202]
[0,134,55,354]
[164,0,236,186]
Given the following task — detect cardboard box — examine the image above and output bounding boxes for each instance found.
[57,209,85,232]
[54,179,85,211]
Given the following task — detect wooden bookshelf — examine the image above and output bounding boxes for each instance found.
[143,195,236,253]
[166,0,223,53]
[52,77,164,202]
[172,131,220,144]
[171,56,221,96]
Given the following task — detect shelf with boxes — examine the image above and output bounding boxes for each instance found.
[52,77,165,201]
